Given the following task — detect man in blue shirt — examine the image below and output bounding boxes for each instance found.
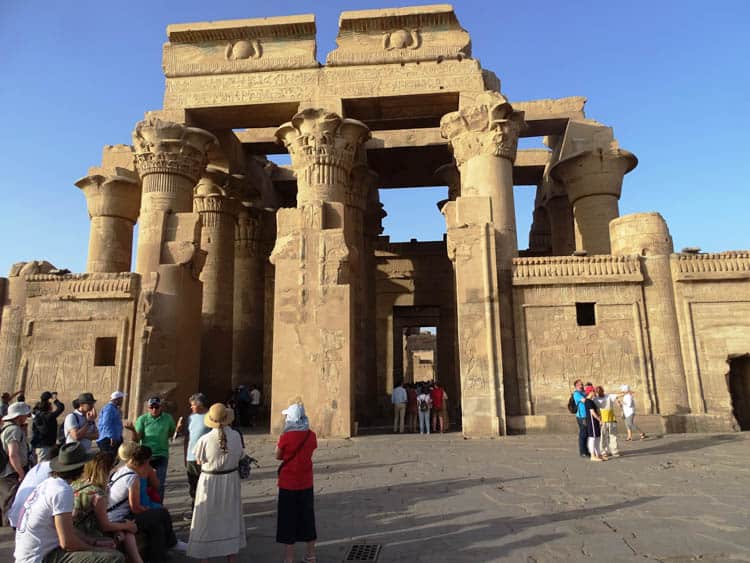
[391,381,408,433]
[97,390,125,453]
[175,392,211,520]
[572,379,588,457]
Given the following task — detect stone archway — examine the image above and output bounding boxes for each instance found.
[727,354,750,430]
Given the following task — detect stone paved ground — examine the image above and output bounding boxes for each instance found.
[2,431,750,562]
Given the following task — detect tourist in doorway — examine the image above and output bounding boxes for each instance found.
[97,391,127,454]
[64,393,99,453]
[175,392,211,521]
[584,385,606,461]
[619,385,646,440]
[276,400,318,563]
[571,380,588,457]
[108,444,186,560]
[249,384,262,427]
[0,389,23,419]
[416,385,432,435]
[0,401,32,527]
[406,384,418,433]
[430,382,447,433]
[124,396,176,502]
[31,391,65,462]
[391,380,407,433]
[14,441,126,563]
[187,403,246,561]
[236,385,252,428]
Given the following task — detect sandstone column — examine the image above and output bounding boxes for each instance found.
[440,91,525,435]
[132,118,217,275]
[271,108,370,437]
[551,147,637,255]
[193,170,241,400]
[232,203,266,391]
[75,170,140,273]
[610,213,689,417]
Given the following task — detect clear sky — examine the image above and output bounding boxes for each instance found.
[1,0,748,274]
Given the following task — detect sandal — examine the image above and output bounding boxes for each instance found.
[626,437,632,441]
[639,433,646,440]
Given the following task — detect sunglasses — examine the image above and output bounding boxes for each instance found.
[148,404,161,409]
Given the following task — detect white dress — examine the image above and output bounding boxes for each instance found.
[187,427,247,558]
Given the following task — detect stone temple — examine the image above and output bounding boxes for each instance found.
[1,5,749,438]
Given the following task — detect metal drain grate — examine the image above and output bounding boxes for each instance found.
[344,543,382,561]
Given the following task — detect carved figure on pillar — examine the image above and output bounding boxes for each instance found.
[75,169,141,273]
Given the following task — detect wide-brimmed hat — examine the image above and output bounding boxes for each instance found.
[77,393,96,405]
[205,403,234,428]
[282,402,305,423]
[50,442,95,472]
[2,401,31,421]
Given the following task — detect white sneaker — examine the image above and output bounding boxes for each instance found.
[173,540,189,552]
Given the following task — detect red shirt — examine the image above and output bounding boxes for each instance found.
[277,430,317,490]
[430,387,445,409]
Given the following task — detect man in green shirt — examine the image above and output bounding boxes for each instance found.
[124,396,175,502]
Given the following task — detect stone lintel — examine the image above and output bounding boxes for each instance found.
[164,15,317,78]
[672,251,750,282]
[512,255,644,286]
[24,272,140,300]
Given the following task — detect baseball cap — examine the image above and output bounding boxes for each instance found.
[148,396,162,407]
[111,391,126,400]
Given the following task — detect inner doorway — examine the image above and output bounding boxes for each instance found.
[727,354,750,430]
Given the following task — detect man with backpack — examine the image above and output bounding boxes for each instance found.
[570,379,589,457]
[63,392,98,452]
[0,401,32,526]
[31,391,64,462]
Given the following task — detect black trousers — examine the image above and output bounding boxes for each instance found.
[134,508,176,561]
[276,487,316,544]
[186,461,201,505]
[577,417,588,456]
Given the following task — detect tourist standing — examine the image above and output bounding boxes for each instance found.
[249,384,261,427]
[187,403,246,561]
[276,401,318,563]
[236,385,252,427]
[0,401,32,526]
[391,381,407,433]
[416,386,432,435]
[619,385,646,440]
[571,380,588,458]
[63,393,99,452]
[125,396,176,502]
[430,382,446,433]
[108,444,186,560]
[406,384,418,433]
[31,391,65,462]
[594,386,621,457]
[584,385,606,461]
[14,441,125,563]
[97,391,126,454]
[177,392,211,519]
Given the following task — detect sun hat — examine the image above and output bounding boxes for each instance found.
[204,403,235,428]
[50,442,95,472]
[2,401,31,421]
[281,402,304,423]
[620,384,630,392]
[77,393,96,405]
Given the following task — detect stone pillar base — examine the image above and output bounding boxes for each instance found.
[461,415,505,438]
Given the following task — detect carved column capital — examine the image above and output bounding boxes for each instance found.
[132,118,217,185]
[193,175,242,228]
[275,108,370,205]
[435,162,460,201]
[440,91,526,167]
[551,146,638,205]
[75,168,141,223]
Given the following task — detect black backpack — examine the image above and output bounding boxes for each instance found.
[418,398,429,412]
[0,423,15,472]
[567,394,577,414]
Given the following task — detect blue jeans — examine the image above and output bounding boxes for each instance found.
[418,410,430,434]
[150,456,168,502]
[576,417,588,456]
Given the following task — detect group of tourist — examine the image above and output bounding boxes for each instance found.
[571,379,646,461]
[0,387,319,563]
[391,380,449,435]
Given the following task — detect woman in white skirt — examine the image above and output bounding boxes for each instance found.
[187,403,246,562]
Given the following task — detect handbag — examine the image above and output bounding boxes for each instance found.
[238,454,257,479]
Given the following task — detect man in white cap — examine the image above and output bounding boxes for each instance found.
[0,401,32,527]
[97,391,127,454]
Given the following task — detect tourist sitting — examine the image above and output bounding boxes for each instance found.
[8,445,58,528]
[72,452,142,563]
[14,441,125,562]
[108,444,185,561]
[1,401,32,527]
[187,403,246,561]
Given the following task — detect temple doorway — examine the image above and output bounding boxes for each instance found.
[727,354,750,430]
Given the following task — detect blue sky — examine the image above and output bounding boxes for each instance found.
[1,1,748,274]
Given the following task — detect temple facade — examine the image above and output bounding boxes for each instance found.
[1,5,749,437]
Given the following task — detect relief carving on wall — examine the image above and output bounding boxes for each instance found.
[225,39,262,60]
[383,29,421,50]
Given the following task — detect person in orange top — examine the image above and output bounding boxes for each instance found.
[275,400,318,563]
[430,382,447,433]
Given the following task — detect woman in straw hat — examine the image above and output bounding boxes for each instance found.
[275,399,318,563]
[187,402,246,562]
